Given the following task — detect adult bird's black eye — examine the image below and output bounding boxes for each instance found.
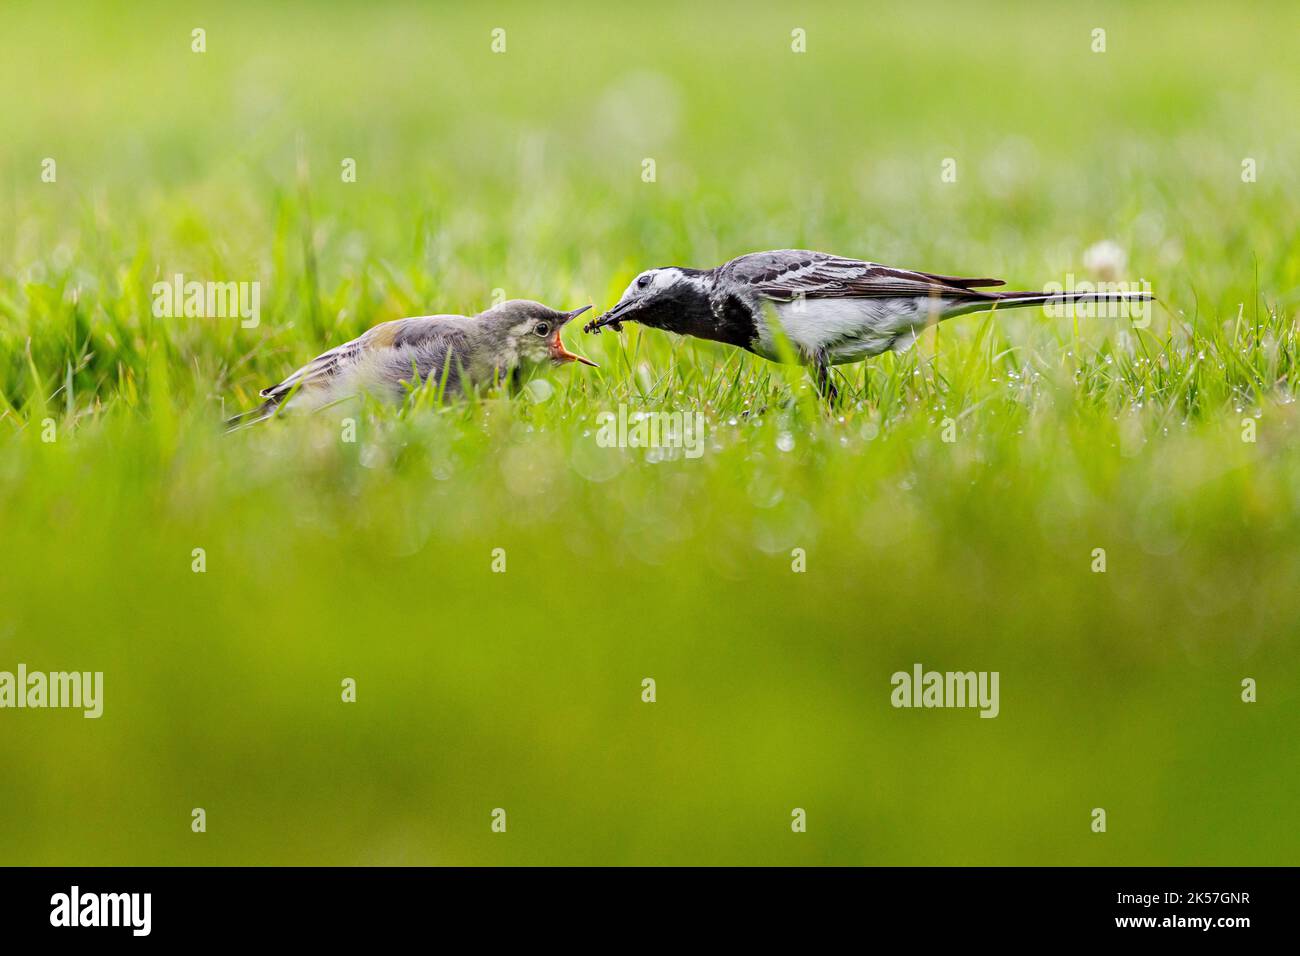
[636,274,652,289]
[534,323,550,337]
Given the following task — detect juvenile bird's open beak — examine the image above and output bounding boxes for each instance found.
[551,305,599,367]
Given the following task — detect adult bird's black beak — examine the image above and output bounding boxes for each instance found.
[583,299,635,334]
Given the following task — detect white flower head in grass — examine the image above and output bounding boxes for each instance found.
[1083,240,1127,282]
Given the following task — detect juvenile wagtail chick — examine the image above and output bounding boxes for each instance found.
[585,250,1152,397]
[226,300,596,428]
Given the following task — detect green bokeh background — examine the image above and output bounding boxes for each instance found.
[0,1,1297,864]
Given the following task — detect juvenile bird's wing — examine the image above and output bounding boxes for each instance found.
[385,315,469,355]
[381,316,473,387]
[259,332,372,402]
[722,250,1004,303]
[258,317,453,402]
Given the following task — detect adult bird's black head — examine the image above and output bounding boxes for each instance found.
[582,266,755,350]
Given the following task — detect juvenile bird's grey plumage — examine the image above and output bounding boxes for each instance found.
[585,250,1153,397]
[226,300,596,429]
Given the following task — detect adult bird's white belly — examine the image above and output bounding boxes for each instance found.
[762,297,953,364]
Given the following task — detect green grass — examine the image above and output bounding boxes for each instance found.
[1,0,1298,865]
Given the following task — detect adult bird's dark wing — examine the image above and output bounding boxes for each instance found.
[720,250,1005,303]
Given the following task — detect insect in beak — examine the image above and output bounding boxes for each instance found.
[584,298,634,334]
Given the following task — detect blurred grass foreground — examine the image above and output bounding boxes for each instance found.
[0,1,1298,864]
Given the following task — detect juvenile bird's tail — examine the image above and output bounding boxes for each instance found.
[223,399,280,432]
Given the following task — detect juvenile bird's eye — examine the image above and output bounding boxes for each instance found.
[534,323,550,337]
[636,274,652,289]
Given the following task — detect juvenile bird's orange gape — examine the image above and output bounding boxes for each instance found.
[586,249,1153,399]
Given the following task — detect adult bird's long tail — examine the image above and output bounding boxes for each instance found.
[937,287,1154,320]
[986,289,1152,309]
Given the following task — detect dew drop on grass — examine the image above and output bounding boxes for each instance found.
[523,380,553,403]
[776,432,795,452]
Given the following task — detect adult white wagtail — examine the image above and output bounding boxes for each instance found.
[226,300,596,428]
[584,250,1152,398]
